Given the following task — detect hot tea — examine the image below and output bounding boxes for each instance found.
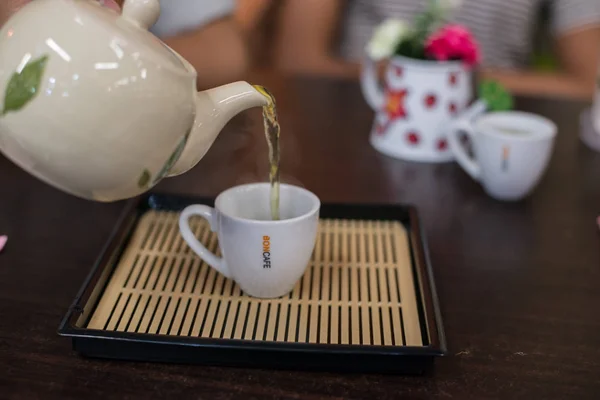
[253,85,281,220]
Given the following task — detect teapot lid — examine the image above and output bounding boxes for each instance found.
[76,0,193,75]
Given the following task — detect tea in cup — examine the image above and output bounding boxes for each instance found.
[448,111,557,201]
[179,183,320,298]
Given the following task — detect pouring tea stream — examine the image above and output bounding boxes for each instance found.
[0,0,270,202]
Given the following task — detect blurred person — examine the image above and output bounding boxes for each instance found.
[273,0,600,99]
[1,0,250,90]
[150,0,250,89]
[235,0,284,68]
[235,0,273,33]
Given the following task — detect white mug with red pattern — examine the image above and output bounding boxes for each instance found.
[361,55,473,162]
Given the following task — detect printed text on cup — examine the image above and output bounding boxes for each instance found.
[263,236,271,269]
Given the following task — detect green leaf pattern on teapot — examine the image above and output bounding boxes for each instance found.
[138,134,189,189]
[2,55,49,116]
[138,169,151,188]
[153,134,189,184]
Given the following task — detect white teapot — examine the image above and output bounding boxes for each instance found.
[0,0,268,201]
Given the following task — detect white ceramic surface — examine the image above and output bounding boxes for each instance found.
[361,55,472,163]
[0,0,267,202]
[448,111,557,201]
[179,183,320,299]
[592,76,600,134]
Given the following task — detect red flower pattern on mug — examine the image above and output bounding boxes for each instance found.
[393,66,403,77]
[406,131,420,145]
[449,102,458,115]
[437,138,448,151]
[424,94,437,108]
[449,72,458,86]
[385,89,408,120]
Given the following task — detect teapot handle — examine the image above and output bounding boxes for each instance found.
[360,57,385,110]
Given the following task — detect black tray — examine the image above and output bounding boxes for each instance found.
[58,193,446,374]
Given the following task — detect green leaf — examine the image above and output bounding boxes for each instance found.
[2,55,49,116]
[153,135,188,183]
[138,169,151,188]
[478,80,514,112]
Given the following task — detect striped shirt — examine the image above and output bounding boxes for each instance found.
[339,0,600,68]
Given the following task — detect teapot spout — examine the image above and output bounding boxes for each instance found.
[168,81,269,176]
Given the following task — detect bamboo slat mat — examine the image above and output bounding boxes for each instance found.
[87,210,424,347]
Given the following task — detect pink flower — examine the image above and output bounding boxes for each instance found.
[425,24,481,67]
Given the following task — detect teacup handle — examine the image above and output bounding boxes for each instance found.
[179,205,232,279]
[448,118,482,181]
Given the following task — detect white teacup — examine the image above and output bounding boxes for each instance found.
[448,111,557,201]
[179,183,320,298]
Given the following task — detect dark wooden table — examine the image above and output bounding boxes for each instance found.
[1,76,599,399]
